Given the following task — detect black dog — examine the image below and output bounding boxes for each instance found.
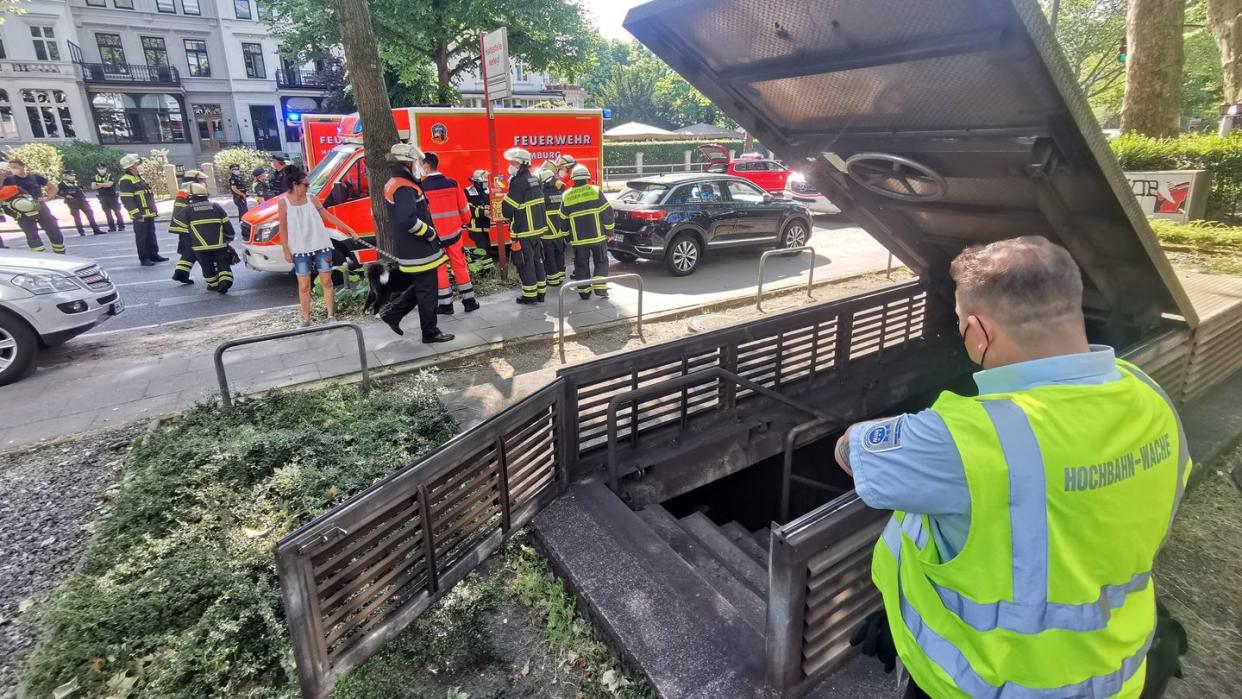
[363,261,415,316]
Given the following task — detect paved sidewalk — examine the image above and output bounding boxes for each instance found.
[0,234,892,451]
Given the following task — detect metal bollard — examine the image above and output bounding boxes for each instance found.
[757,246,826,312]
[558,273,645,363]
[213,322,369,407]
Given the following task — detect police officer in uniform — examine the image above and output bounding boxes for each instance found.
[228,164,249,221]
[171,182,236,293]
[251,168,274,203]
[168,170,208,284]
[560,164,614,300]
[3,159,66,254]
[500,147,547,305]
[836,236,1189,699]
[537,161,568,289]
[118,153,166,266]
[463,169,495,274]
[378,143,453,344]
[58,170,104,236]
[92,162,125,232]
[269,153,289,195]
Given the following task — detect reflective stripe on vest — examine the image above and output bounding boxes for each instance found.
[501,195,547,238]
[397,250,447,273]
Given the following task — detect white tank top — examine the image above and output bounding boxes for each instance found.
[284,199,333,255]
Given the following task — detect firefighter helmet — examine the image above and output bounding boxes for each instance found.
[183,169,207,182]
[503,147,531,165]
[187,182,209,197]
[389,142,424,163]
[119,153,141,169]
[558,154,577,170]
[11,195,37,214]
[471,169,488,183]
[537,161,558,183]
[570,164,590,181]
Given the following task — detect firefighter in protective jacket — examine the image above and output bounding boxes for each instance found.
[171,182,236,293]
[500,147,547,304]
[537,161,568,288]
[561,164,615,299]
[118,153,165,265]
[463,170,495,274]
[420,151,479,315]
[168,170,208,284]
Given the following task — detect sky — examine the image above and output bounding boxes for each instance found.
[579,0,649,41]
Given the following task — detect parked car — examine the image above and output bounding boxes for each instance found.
[0,250,123,385]
[608,173,814,276]
[698,143,792,193]
[784,171,841,214]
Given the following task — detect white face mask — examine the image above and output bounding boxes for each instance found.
[508,164,518,176]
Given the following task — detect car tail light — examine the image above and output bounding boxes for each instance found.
[630,210,666,222]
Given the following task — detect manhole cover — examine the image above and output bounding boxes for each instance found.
[687,313,733,334]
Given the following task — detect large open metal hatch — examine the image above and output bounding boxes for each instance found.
[623,0,1199,338]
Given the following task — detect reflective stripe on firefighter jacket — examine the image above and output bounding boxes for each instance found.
[500,168,547,239]
[171,197,235,251]
[420,173,471,247]
[168,188,191,235]
[383,170,446,274]
[465,184,491,233]
[871,359,1190,699]
[560,183,614,246]
[541,180,566,240]
[118,173,156,219]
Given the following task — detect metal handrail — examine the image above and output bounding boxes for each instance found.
[604,366,827,493]
[558,273,645,362]
[756,246,824,312]
[213,322,369,407]
[780,417,838,522]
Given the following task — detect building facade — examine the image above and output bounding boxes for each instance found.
[0,0,332,166]
[457,61,586,109]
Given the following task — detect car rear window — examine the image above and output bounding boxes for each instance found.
[618,183,669,205]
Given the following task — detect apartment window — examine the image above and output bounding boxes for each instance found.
[182,0,200,15]
[514,61,527,82]
[183,39,210,77]
[91,92,187,144]
[0,90,16,139]
[242,43,265,79]
[0,39,6,60]
[234,0,252,19]
[96,34,127,67]
[113,0,133,8]
[86,0,106,6]
[142,37,169,67]
[156,0,176,13]
[30,26,60,62]
[23,89,75,139]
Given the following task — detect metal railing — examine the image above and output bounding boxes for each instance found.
[78,61,181,86]
[277,68,334,89]
[779,417,838,523]
[757,246,822,312]
[214,323,369,407]
[558,273,645,362]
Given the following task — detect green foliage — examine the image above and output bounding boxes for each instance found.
[583,39,735,130]
[1109,133,1242,218]
[55,141,126,180]
[3,142,64,180]
[603,140,745,168]
[214,147,270,182]
[138,148,173,200]
[1150,218,1242,252]
[312,266,369,315]
[20,378,457,698]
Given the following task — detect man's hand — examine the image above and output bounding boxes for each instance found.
[835,428,853,475]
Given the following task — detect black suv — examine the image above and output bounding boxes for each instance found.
[608,173,814,276]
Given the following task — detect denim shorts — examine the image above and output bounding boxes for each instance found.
[292,248,333,276]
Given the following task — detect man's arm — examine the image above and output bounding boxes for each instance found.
[834,430,853,476]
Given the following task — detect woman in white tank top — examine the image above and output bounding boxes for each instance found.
[278,166,358,326]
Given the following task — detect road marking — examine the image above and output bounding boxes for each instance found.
[115,279,180,287]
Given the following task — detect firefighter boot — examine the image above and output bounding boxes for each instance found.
[463,298,480,312]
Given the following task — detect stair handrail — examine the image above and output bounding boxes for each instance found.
[779,418,840,522]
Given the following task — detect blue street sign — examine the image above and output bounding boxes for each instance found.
[602,108,613,120]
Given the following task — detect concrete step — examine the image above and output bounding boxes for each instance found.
[753,525,772,552]
[721,520,769,569]
[803,653,899,699]
[679,511,769,596]
[534,480,768,699]
[638,506,767,634]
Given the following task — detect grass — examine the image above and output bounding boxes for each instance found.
[1152,220,1242,254]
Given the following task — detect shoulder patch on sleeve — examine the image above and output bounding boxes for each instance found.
[861,416,905,453]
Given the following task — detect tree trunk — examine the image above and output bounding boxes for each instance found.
[1208,0,1242,133]
[1120,0,1185,137]
[335,0,398,251]
[435,40,453,105]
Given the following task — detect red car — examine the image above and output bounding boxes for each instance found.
[699,143,792,193]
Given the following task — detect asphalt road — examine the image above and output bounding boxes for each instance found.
[1,211,881,335]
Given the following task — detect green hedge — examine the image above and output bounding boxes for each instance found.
[1110,133,1242,220]
[603,139,746,168]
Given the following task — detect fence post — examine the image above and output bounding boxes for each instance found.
[635,151,644,175]
[201,162,217,195]
[684,149,692,171]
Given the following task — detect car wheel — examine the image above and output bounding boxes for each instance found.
[664,233,702,276]
[779,219,810,249]
[611,251,638,264]
[0,309,38,387]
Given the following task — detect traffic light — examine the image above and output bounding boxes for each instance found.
[1118,37,1127,63]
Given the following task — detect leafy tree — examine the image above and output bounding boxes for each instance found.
[583,38,736,129]
[1121,0,1186,136]
[1206,0,1242,106]
[1042,0,1128,101]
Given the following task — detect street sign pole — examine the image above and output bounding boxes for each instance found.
[480,31,506,276]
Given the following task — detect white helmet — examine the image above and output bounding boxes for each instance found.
[11,196,37,214]
[557,154,577,170]
[119,153,141,169]
[187,182,209,196]
[503,147,531,165]
[537,161,558,183]
[389,142,424,163]
[570,163,591,181]
[470,169,488,183]
[183,169,206,182]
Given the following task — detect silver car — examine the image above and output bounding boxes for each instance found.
[0,250,123,385]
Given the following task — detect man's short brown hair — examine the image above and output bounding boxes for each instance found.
[950,236,1083,331]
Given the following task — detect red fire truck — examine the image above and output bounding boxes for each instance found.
[241,107,604,272]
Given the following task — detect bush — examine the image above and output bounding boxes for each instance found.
[138,148,173,200]
[20,377,458,698]
[56,141,125,180]
[214,147,269,190]
[3,142,64,180]
[1110,133,1242,220]
[603,139,746,168]
[1150,219,1242,253]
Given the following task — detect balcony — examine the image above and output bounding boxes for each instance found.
[276,69,332,90]
[79,62,181,87]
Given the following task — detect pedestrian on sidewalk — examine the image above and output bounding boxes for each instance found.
[501,147,548,304]
[228,164,249,221]
[378,143,453,343]
[278,165,358,327]
[58,170,105,236]
[117,153,167,266]
[3,159,66,254]
[168,170,208,284]
[420,151,479,315]
[172,182,236,293]
[561,164,615,299]
[92,162,125,232]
